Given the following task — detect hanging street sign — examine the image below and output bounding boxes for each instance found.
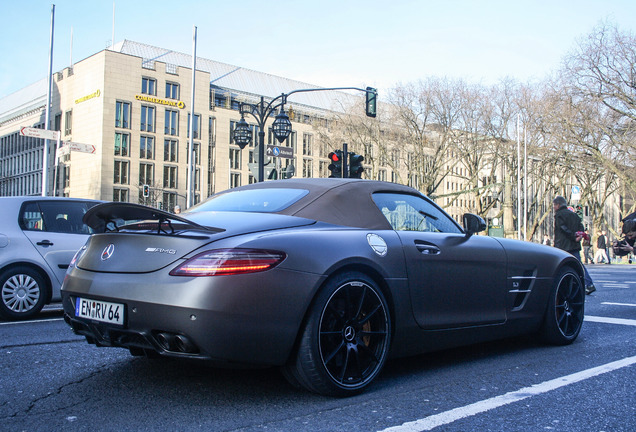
[20,127,60,141]
[266,145,294,159]
[66,141,96,154]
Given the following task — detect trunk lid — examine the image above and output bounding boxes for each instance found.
[76,202,314,273]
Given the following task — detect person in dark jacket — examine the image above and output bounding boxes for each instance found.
[621,212,636,262]
[553,196,595,294]
[582,230,593,264]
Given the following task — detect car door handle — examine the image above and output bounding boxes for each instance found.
[416,244,440,255]
[36,240,54,246]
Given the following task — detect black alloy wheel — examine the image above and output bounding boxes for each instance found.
[284,271,391,396]
[540,268,585,345]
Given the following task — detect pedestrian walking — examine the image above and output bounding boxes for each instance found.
[553,196,595,294]
[582,230,593,264]
[620,212,636,263]
[595,230,609,264]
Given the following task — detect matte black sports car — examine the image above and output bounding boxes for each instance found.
[62,179,585,396]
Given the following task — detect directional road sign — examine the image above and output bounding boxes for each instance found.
[266,145,294,159]
[20,127,60,141]
[66,141,96,154]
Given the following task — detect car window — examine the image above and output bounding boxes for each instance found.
[20,201,98,234]
[190,188,309,213]
[372,193,462,234]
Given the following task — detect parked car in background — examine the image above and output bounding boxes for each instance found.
[0,197,102,320]
[61,179,585,396]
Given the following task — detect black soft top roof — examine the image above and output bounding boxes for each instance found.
[221,178,425,230]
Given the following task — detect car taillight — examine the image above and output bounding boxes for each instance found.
[69,245,87,268]
[169,249,286,276]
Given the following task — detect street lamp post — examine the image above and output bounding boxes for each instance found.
[232,87,377,182]
[233,94,292,182]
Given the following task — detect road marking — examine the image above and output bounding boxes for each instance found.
[602,302,636,307]
[378,355,636,432]
[585,315,636,326]
[0,317,63,326]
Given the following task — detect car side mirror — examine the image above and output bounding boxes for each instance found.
[463,213,487,237]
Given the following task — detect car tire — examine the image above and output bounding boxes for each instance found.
[0,266,48,320]
[539,268,585,345]
[283,271,391,396]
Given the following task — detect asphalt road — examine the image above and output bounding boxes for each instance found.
[1,264,634,432]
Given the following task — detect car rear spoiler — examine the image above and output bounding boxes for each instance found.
[83,202,223,234]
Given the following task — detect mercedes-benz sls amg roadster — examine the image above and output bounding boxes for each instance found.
[62,179,585,396]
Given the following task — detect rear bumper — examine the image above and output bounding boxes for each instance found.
[61,266,324,366]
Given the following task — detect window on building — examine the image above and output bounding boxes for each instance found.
[162,192,177,212]
[63,165,70,188]
[165,109,179,136]
[164,139,178,162]
[166,82,180,99]
[209,116,216,147]
[302,133,313,156]
[319,160,327,178]
[140,105,155,132]
[303,158,313,178]
[163,165,177,189]
[192,142,200,165]
[229,148,241,170]
[113,188,129,202]
[142,77,156,95]
[114,160,129,184]
[115,132,130,157]
[230,172,241,188]
[139,162,154,186]
[54,113,62,132]
[187,113,201,139]
[64,110,72,135]
[115,101,131,129]
[140,136,154,159]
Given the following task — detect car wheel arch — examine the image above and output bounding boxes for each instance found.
[283,262,396,363]
[0,262,53,304]
[282,265,394,395]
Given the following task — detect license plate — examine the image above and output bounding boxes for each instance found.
[75,297,124,325]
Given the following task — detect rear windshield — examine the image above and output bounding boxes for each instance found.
[189,188,309,213]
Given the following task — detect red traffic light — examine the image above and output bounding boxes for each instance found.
[328,151,340,162]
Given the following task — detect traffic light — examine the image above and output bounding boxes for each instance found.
[328,150,343,178]
[143,184,150,197]
[349,153,365,178]
[365,87,377,118]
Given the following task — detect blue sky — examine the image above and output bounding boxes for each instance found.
[1,0,635,99]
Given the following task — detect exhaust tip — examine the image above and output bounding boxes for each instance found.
[155,332,176,351]
[174,334,198,353]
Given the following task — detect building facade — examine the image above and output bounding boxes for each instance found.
[0,41,344,211]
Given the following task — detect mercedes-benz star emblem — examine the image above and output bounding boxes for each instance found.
[101,244,115,261]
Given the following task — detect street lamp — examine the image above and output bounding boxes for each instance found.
[272,107,292,143]
[231,87,378,182]
[231,94,293,182]
[233,115,252,149]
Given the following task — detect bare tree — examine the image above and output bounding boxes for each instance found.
[560,22,636,210]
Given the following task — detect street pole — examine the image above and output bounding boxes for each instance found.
[186,25,197,209]
[342,142,349,178]
[42,4,55,196]
[516,113,521,240]
[258,97,266,182]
